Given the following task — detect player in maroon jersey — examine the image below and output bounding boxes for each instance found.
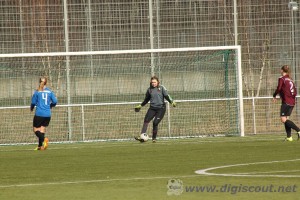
[273,65,300,141]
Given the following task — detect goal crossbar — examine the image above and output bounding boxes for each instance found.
[0,46,240,57]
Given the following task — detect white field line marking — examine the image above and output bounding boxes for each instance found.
[195,158,300,177]
[0,147,79,152]
[0,175,198,188]
[0,136,284,152]
[236,169,300,175]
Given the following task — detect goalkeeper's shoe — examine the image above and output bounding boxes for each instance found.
[298,132,300,140]
[34,146,45,151]
[43,138,49,150]
[152,139,156,143]
[134,136,144,142]
[284,137,293,142]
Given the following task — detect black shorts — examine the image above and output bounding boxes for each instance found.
[280,104,294,116]
[144,106,166,123]
[33,116,51,128]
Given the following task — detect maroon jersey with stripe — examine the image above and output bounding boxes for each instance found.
[273,75,297,106]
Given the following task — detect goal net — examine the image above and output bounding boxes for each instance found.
[0,46,243,145]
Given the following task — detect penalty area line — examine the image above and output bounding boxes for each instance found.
[195,158,300,178]
[0,174,199,188]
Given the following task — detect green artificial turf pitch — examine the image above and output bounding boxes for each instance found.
[0,135,299,200]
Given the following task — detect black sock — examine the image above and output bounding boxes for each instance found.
[152,129,158,140]
[285,120,300,133]
[35,131,40,138]
[35,131,44,147]
[285,123,292,138]
[39,133,45,147]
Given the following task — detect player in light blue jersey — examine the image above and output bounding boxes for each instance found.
[30,77,57,150]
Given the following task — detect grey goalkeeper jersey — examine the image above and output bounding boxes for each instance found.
[141,85,173,108]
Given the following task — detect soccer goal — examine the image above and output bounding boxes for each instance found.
[0,45,243,145]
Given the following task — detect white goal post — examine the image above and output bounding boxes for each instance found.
[0,45,244,145]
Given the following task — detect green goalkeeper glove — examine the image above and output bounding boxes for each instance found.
[171,102,177,107]
[134,105,142,112]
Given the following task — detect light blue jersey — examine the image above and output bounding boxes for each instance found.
[31,88,58,117]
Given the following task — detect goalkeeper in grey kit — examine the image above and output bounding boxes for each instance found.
[134,76,176,142]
